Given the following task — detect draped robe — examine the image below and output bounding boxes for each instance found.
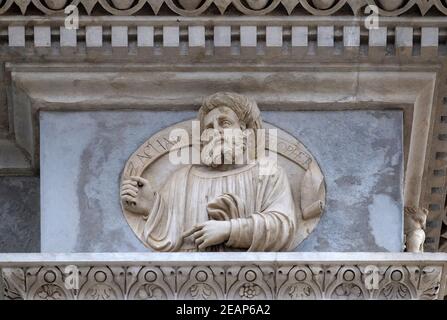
[138,160,296,252]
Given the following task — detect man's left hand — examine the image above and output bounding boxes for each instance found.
[182,220,231,250]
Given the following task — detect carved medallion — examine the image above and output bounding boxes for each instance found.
[120,92,325,252]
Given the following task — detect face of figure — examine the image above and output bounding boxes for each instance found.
[201,106,246,168]
[203,106,243,132]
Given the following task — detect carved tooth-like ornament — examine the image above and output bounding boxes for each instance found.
[214,0,232,13]
[148,0,165,14]
[80,0,98,14]
[281,0,299,14]
[15,0,32,14]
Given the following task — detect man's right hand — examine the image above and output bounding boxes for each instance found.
[121,176,156,216]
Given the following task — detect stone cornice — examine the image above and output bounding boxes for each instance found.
[1,0,447,17]
[1,252,446,300]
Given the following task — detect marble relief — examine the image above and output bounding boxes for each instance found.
[120,93,326,252]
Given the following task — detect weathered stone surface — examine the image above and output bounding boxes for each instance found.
[0,252,445,300]
[41,111,197,253]
[0,177,40,253]
[1,0,446,16]
[40,110,403,253]
[266,111,404,252]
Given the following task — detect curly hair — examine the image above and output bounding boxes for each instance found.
[198,92,263,130]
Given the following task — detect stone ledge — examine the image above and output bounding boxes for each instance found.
[1,252,447,265]
[0,253,446,300]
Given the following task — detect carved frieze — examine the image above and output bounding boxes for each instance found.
[1,253,445,300]
[2,0,447,16]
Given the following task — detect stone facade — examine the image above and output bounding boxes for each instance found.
[0,177,40,253]
[0,0,446,300]
[39,110,403,253]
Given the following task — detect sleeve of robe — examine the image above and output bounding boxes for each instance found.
[141,166,192,252]
[225,164,296,251]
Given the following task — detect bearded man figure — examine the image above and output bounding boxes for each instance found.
[121,92,297,252]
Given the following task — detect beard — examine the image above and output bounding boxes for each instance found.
[201,133,246,167]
